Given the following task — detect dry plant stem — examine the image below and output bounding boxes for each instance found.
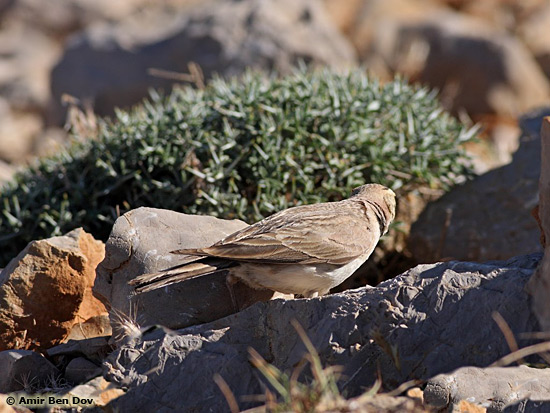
[490,341,550,367]
[214,373,240,413]
[492,311,524,365]
[148,62,205,89]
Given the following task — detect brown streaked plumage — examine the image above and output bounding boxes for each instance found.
[130,184,396,297]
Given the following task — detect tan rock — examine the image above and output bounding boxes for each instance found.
[65,376,124,407]
[0,228,106,351]
[322,0,365,35]
[0,100,42,163]
[0,395,17,413]
[355,6,550,118]
[65,314,112,341]
[518,3,550,80]
[0,159,16,183]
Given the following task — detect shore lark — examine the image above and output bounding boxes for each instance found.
[131,184,396,298]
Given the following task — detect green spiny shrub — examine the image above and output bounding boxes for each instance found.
[0,68,477,266]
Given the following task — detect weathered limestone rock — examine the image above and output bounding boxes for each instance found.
[424,366,550,411]
[0,228,106,351]
[104,254,541,412]
[408,109,548,263]
[94,207,277,339]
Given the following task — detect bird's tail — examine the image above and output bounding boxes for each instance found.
[129,257,235,293]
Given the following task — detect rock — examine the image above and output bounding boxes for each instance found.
[518,3,550,80]
[46,336,112,363]
[94,207,277,340]
[104,254,541,412]
[424,366,550,411]
[0,349,59,393]
[64,357,102,384]
[0,159,16,183]
[2,0,203,38]
[64,376,125,407]
[407,109,549,263]
[0,228,106,351]
[503,400,550,412]
[0,21,61,163]
[347,0,445,63]
[0,395,17,413]
[0,22,60,111]
[0,98,42,163]
[357,7,550,118]
[345,394,427,412]
[528,116,550,331]
[65,314,112,341]
[322,0,366,35]
[50,0,356,122]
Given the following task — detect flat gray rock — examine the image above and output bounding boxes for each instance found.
[104,254,542,412]
[94,207,276,339]
[424,365,550,412]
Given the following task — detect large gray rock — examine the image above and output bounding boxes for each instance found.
[408,109,549,263]
[94,207,276,338]
[104,254,542,412]
[0,349,59,393]
[424,366,550,412]
[50,0,356,122]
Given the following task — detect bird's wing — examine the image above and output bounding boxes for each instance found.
[172,202,380,266]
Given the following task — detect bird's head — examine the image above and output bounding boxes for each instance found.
[351,184,396,234]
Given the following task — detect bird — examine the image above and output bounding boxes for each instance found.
[130,183,396,298]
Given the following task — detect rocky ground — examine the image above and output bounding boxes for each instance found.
[0,117,549,411]
[1,0,550,179]
[2,0,550,412]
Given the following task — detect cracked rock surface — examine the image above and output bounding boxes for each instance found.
[104,254,542,412]
[424,365,550,412]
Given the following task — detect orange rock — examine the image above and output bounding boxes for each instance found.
[0,228,106,351]
[456,400,487,412]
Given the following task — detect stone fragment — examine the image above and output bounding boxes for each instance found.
[64,357,102,384]
[424,366,550,411]
[64,376,125,408]
[0,349,59,393]
[0,228,106,351]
